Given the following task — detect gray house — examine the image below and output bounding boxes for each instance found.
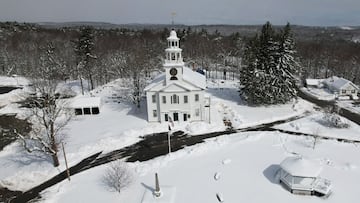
[323,76,359,99]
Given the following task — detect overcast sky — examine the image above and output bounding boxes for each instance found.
[0,0,359,26]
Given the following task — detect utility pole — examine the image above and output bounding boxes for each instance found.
[61,142,71,181]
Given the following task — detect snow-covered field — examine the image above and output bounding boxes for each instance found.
[275,112,360,141]
[43,132,360,203]
[1,77,360,203]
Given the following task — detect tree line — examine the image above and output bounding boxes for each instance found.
[1,22,359,87]
[2,21,359,167]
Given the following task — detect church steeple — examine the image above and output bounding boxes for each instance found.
[164,30,184,85]
[165,29,183,65]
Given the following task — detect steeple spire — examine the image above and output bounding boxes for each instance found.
[165,29,183,65]
[164,29,184,85]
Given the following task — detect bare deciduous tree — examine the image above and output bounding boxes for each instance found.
[102,160,133,193]
[15,42,72,167]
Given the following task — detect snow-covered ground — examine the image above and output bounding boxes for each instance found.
[275,112,360,141]
[208,80,312,128]
[43,132,360,203]
[0,76,31,108]
[336,100,360,114]
[1,76,360,203]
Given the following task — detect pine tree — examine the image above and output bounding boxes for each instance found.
[240,22,298,105]
[276,23,299,102]
[74,26,97,94]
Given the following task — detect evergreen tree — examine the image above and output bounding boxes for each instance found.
[240,22,298,105]
[276,23,299,101]
[74,26,97,94]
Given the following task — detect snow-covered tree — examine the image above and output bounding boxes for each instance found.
[16,42,72,167]
[74,26,97,93]
[276,23,299,100]
[102,160,133,193]
[240,22,298,105]
[124,39,152,108]
[322,106,349,128]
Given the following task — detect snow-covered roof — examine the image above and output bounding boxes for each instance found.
[70,96,101,108]
[144,73,165,91]
[167,30,179,40]
[306,79,323,86]
[280,156,322,177]
[324,76,359,90]
[144,67,206,92]
[183,66,206,89]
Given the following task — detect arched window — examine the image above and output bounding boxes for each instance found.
[171,94,179,104]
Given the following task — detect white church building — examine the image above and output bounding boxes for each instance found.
[144,30,208,123]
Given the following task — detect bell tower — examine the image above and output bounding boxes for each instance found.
[164,29,184,85]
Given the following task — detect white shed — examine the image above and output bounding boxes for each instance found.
[279,156,332,196]
[70,96,101,115]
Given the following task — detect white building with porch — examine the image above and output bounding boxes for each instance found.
[144,30,208,123]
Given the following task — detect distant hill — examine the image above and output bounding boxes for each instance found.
[36,21,360,41]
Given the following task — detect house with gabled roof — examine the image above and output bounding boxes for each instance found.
[323,76,359,99]
[144,30,208,123]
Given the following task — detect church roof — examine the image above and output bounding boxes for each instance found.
[183,66,206,89]
[144,67,206,92]
[144,73,165,91]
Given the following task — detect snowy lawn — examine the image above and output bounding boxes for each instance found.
[207,80,313,128]
[42,131,360,203]
[0,78,314,193]
[275,112,360,141]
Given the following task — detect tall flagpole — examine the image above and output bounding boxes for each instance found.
[168,116,174,154]
[168,124,171,154]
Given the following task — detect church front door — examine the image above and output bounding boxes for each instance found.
[183,113,187,121]
[173,112,179,121]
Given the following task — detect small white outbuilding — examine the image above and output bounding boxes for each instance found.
[69,96,101,115]
[279,156,332,196]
